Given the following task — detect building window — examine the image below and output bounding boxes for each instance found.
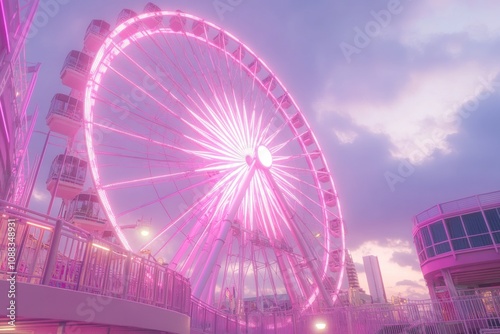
[430,221,447,243]
[469,234,493,247]
[428,221,451,255]
[446,216,466,237]
[463,212,488,235]
[485,208,500,231]
[451,238,470,250]
[434,242,451,254]
[445,216,470,251]
[462,212,493,247]
[421,227,432,246]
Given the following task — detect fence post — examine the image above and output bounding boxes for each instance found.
[122,251,131,299]
[41,219,63,285]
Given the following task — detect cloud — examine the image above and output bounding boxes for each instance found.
[396,279,422,287]
[390,250,420,271]
[315,35,500,164]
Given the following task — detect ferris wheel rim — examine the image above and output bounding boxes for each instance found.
[83,9,346,311]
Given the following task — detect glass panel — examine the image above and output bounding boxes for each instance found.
[493,232,500,244]
[469,234,493,248]
[421,227,432,246]
[485,209,500,231]
[430,221,448,243]
[451,238,470,251]
[462,212,488,236]
[425,247,435,258]
[445,216,466,238]
[435,242,451,255]
[418,251,426,263]
[414,236,423,253]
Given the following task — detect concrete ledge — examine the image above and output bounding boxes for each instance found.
[0,280,190,334]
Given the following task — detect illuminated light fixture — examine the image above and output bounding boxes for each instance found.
[315,322,327,330]
[27,221,53,231]
[1,214,7,218]
[140,226,150,237]
[257,145,273,168]
[120,217,151,237]
[315,233,321,238]
[92,243,110,251]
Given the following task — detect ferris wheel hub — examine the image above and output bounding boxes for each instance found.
[257,145,272,168]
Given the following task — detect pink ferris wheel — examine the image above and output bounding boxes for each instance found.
[84,9,345,311]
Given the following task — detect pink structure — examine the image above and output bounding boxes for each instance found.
[413,190,500,300]
[83,7,346,314]
[7,2,499,333]
[0,0,40,204]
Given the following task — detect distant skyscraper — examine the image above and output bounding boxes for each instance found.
[363,255,387,303]
[346,250,360,289]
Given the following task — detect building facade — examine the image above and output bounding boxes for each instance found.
[413,190,500,300]
[0,0,40,203]
[363,255,387,303]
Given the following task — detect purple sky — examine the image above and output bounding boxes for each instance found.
[26,0,500,299]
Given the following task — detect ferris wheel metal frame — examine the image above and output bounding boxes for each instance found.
[83,9,346,312]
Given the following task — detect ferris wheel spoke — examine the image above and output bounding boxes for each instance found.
[271,170,327,217]
[155,195,221,266]
[154,31,230,121]
[100,42,235,150]
[148,30,248,150]
[272,166,325,196]
[141,182,226,253]
[115,174,218,220]
[90,119,219,161]
[184,28,267,151]
[104,64,214,138]
[170,193,222,259]
[100,169,211,190]
[272,153,318,163]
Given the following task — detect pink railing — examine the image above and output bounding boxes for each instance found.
[0,200,191,315]
[414,190,500,225]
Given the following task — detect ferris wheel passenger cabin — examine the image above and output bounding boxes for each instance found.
[46,155,87,200]
[83,19,111,53]
[65,190,108,235]
[60,50,94,91]
[45,93,83,138]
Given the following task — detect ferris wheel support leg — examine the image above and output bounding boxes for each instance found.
[264,170,334,308]
[192,160,257,298]
[276,252,299,305]
[204,261,222,306]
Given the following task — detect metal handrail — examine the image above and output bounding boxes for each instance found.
[414,190,500,226]
[0,200,191,316]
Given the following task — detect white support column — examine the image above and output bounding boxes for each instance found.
[441,269,458,297]
[276,252,299,305]
[264,169,334,308]
[192,160,257,298]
